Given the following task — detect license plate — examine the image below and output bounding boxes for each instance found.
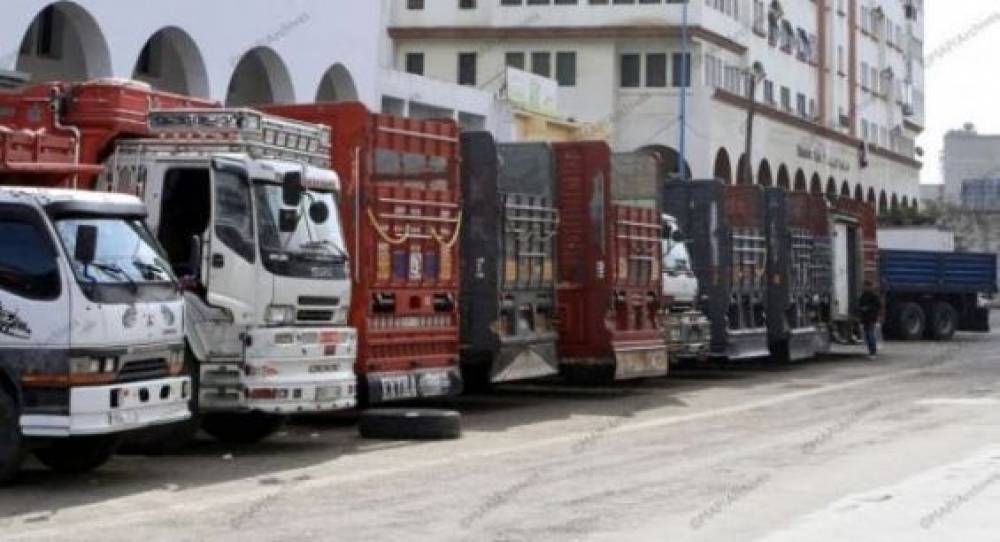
[380,374,418,401]
[316,386,343,401]
[108,410,139,426]
[418,371,450,396]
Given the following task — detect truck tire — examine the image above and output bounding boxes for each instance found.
[120,349,200,455]
[768,340,791,365]
[460,362,494,394]
[560,363,616,385]
[896,302,926,341]
[0,389,23,483]
[929,302,958,341]
[33,435,120,474]
[358,408,461,440]
[201,412,286,444]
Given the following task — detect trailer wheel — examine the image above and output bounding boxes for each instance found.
[930,302,958,341]
[896,302,926,341]
[358,408,461,440]
[0,389,23,483]
[201,413,287,444]
[34,436,120,474]
[768,340,791,365]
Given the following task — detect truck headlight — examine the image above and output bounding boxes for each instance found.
[70,356,117,374]
[166,349,185,375]
[265,305,296,325]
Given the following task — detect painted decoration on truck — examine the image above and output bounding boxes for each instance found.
[0,301,31,339]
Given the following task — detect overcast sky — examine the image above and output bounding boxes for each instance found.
[920,2,1000,185]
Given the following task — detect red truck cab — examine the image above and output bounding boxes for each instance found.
[552,141,667,382]
[262,102,463,403]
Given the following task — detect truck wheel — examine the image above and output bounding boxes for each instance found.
[201,413,286,444]
[560,363,615,385]
[0,389,23,483]
[358,408,461,440]
[34,436,120,474]
[896,302,926,341]
[768,340,791,365]
[460,362,494,394]
[930,302,958,341]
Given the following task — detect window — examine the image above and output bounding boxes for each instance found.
[505,51,525,70]
[556,52,577,86]
[0,209,60,301]
[531,52,551,78]
[501,0,522,4]
[620,54,641,88]
[405,53,424,76]
[407,0,424,9]
[671,52,691,87]
[459,0,476,7]
[780,86,791,111]
[763,80,774,104]
[214,167,256,262]
[861,61,869,89]
[458,52,477,86]
[646,53,667,87]
[796,93,807,117]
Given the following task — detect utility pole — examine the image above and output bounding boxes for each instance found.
[677,0,689,181]
[743,62,766,185]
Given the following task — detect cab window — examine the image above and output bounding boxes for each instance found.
[0,208,61,301]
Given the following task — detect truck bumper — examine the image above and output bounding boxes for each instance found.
[199,325,359,414]
[20,376,191,438]
[787,326,830,361]
[721,328,770,360]
[366,366,463,404]
[489,337,559,383]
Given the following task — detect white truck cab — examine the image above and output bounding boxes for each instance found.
[661,214,711,362]
[100,109,356,443]
[0,187,190,480]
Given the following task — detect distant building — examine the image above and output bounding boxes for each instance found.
[919,183,945,206]
[942,123,1000,204]
[961,178,1000,211]
[387,0,926,213]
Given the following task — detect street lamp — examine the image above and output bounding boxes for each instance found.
[742,61,766,185]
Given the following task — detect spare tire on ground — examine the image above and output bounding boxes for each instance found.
[358,408,461,440]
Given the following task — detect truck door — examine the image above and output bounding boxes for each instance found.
[0,204,70,378]
[832,222,850,320]
[207,161,258,326]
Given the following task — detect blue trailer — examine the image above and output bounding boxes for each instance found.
[880,250,997,340]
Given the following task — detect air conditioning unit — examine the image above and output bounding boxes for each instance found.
[839,114,851,127]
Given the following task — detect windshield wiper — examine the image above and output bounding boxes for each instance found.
[133,259,171,281]
[90,261,139,293]
[300,240,349,260]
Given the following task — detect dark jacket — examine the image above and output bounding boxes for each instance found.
[858,290,882,324]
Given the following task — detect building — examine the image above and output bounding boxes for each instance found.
[961,178,1000,211]
[1,0,499,130]
[941,123,1000,204]
[387,0,926,213]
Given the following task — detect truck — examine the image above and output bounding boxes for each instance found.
[458,134,560,388]
[553,141,668,382]
[0,128,191,481]
[825,197,880,346]
[612,152,710,364]
[1,80,358,444]
[879,249,996,340]
[664,181,771,360]
[262,102,463,404]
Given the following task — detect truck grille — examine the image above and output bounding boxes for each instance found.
[298,310,334,322]
[116,358,169,383]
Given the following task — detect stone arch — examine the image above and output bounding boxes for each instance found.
[901,196,910,209]
[854,183,864,201]
[132,27,209,97]
[16,1,112,81]
[825,177,838,198]
[638,144,692,182]
[879,191,888,214]
[867,187,877,205]
[757,159,773,187]
[713,147,732,184]
[912,199,919,212]
[316,63,359,102]
[736,153,752,185]
[810,173,823,195]
[776,164,790,190]
[840,180,851,198]
[226,46,295,106]
[794,169,807,192]
[891,193,900,212]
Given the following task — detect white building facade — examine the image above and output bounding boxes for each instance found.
[1,0,499,131]
[388,0,926,213]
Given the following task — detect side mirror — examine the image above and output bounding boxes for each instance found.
[309,201,330,225]
[279,208,299,233]
[74,225,98,264]
[282,171,304,207]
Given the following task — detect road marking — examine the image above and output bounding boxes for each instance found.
[2,361,964,538]
[916,398,1000,406]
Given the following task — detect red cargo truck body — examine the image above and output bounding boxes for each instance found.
[0,127,104,183]
[262,102,463,403]
[553,142,667,381]
[0,80,215,188]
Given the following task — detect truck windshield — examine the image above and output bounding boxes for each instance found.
[55,218,175,285]
[254,184,349,280]
[664,240,692,273]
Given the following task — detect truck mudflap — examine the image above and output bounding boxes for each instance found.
[613,340,669,379]
[491,338,559,383]
[787,326,830,361]
[20,376,190,437]
[366,367,462,403]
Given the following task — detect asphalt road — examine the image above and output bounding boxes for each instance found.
[3,319,1000,541]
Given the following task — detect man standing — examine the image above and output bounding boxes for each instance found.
[858,281,882,358]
